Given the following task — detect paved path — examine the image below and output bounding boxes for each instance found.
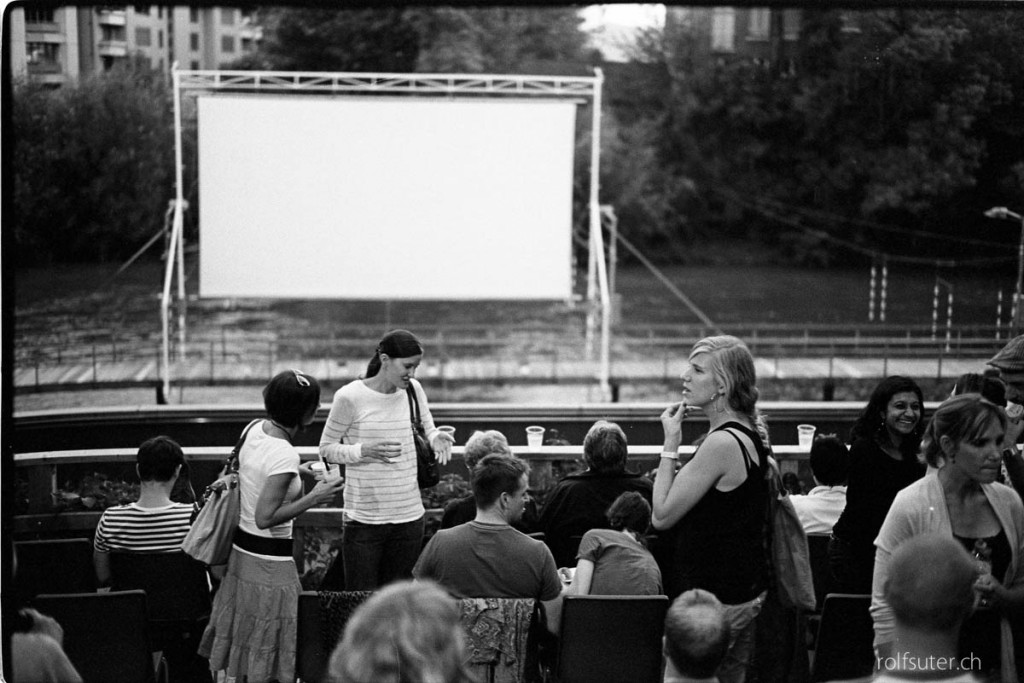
[14,355,989,391]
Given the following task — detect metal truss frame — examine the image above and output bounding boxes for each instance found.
[165,67,609,401]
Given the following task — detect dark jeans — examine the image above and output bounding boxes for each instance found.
[337,517,425,591]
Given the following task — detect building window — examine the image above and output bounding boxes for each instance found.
[190,7,199,23]
[221,35,235,52]
[135,27,152,46]
[157,7,162,18]
[25,8,56,23]
[158,30,163,48]
[711,7,736,53]
[782,9,801,41]
[747,8,770,41]
[839,12,861,34]
[101,25,126,42]
[190,33,199,51]
[190,59,200,70]
[27,42,60,67]
[241,37,252,52]
[134,5,149,14]
[221,8,234,25]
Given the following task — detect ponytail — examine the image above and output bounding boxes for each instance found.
[365,329,423,379]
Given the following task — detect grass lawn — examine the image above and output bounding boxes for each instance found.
[14,256,1013,330]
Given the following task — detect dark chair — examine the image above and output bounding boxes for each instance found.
[458,597,543,683]
[297,590,375,683]
[108,552,212,683]
[809,593,874,682]
[806,533,832,612]
[555,595,669,683]
[14,539,96,598]
[34,590,168,683]
[297,592,326,683]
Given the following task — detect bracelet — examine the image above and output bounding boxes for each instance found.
[660,452,679,461]
[1003,447,1019,460]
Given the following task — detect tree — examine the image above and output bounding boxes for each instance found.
[653,7,1024,263]
[254,8,421,72]
[232,7,589,75]
[11,61,174,265]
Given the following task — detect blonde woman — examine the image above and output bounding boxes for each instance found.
[652,335,770,683]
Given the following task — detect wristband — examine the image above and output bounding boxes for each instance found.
[1003,447,1019,460]
[660,451,679,461]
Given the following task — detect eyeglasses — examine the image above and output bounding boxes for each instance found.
[291,369,310,387]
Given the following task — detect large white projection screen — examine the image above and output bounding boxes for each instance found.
[198,94,578,299]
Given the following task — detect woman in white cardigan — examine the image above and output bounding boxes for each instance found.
[871,394,1024,681]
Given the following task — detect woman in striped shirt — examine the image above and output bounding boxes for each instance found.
[93,435,194,579]
[320,329,454,590]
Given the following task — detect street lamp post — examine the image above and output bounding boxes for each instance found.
[986,206,1024,336]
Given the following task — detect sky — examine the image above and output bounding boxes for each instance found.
[580,4,666,62]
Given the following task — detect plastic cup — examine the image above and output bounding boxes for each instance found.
[324,463,343,483]
[526,426,545,450]
[310,461,326,481]
[797,424,816,450]
[438,425,456,441]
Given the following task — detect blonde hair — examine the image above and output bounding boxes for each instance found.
[689,335,770,449]
[329,580,474,683]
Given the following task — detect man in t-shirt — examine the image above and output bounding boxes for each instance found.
[414,454,561,601]
[789,434,849,535]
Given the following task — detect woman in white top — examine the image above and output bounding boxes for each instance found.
[320,329,453,590]
[199,370,344,683]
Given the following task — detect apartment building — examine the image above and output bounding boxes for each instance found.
[8,5,262,86]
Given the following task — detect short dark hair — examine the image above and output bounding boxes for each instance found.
[809,435,849,486]
[137,436,185,482]
[664,590,731,679]
[263,369,321,428]
[471,454,529,509]
[605,491,651,535]
[953,373,1007,407]
[583,421,628,474]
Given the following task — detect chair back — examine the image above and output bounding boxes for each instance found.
[14,539,96,598]
[34,590,160,683]
[809,593,874,682]
[108,551,211,622]
[297,590,375,683]
[556,595,669,683]
[806,533,832,612]
[458,597,540,683]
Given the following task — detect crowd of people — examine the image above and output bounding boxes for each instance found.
[13,328,1024,683]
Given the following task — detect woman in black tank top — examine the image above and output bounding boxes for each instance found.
[651,335,769,683]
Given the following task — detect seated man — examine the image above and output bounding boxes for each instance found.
[663,589,731,683]
[93,436,210,683]
[868,534,981,682]
[414,454,561,601]
[538,420,653,567]
[789,434,849,534]
[440,430,538,532]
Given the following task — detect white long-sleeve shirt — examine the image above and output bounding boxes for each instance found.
[319,378,434,524]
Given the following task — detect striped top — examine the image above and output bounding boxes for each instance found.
[93,502,193,553]
[319,378,433,524]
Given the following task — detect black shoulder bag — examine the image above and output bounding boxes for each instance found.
[407,386,440,489]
